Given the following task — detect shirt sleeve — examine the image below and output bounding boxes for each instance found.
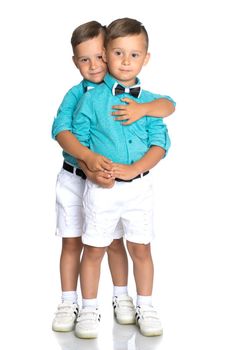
[146,116,171,155]
[72,94,93,148]
[51,88,81,139]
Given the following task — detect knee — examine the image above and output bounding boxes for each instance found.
[127,242,151,261]
[107,238,124,254]
[62,237,83,255]
[84,245,106,262]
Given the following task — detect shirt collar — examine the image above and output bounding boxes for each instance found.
[82,79,99,91]
[104,73,141,94]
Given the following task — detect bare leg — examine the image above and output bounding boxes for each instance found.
[60,237,83,291]
[107,239,135,325]
[126,241,154,295]
[107,238,128,286]
[52,238,83,332]
[80,245,106,299]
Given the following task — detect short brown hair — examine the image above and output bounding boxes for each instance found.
[71,21,106,52]
[105,18,149,50]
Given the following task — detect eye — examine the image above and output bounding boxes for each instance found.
[80,57,89,63]
[114,49,122,56]
[97,55,103,60]
[131,53,140,58]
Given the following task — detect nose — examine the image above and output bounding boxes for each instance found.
[122,55,130,66]
[90,59,98,70]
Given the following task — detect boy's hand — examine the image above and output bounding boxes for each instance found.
[90,171,115,188]
[84,152,113,172]
[112,98,146,125]
[111,163,139,181]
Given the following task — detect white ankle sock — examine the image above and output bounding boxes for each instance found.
[136,295,152,306]
[113,285,128,297]
[82,298,98,308]
[61,291,77,304]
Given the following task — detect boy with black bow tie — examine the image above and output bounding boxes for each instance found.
[73,18,175,338]
[52,20,174,335]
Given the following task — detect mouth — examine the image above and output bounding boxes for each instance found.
[119,69,131,73]
[90,70,105,76]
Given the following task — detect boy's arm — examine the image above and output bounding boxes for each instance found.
[52,89,112,172]
[52,88,78,139]
[56,130,112,172]
[112,97,175,125]
[71,93,114,172]
[111,146,165,180]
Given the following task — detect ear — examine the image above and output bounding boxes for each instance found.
[143,52,150,66]
[102,48,107,63]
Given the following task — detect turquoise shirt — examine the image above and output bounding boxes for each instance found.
[51,80,98,166]
[72,73,173,165]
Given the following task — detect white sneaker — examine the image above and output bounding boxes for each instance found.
[135,305,163,336]
[52,301,79,332]
[113,295,136,324]
[75,307,101,339]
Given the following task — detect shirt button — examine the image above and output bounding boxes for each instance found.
[128,140,132,144]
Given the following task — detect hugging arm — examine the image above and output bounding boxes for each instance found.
[56,131,112,172]
[112,96,175,125]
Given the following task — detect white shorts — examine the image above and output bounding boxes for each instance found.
[55,167,124,238]
[82,173,155,247]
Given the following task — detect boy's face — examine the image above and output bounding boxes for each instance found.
[73,33,107,83]
[104,33,150,86]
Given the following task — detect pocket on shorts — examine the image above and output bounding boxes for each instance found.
[56,169,85,207]
[57,169,75,187]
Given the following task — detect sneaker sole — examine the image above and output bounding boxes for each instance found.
[139,328,163,337]
[52,324,75,332]
[75,330,98,339]
[115,317,136,325]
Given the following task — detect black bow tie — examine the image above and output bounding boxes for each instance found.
[113,84,141,98]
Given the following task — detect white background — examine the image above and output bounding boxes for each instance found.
[0,0,233,349]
